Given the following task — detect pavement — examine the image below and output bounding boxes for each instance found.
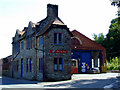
[0,73,119,89]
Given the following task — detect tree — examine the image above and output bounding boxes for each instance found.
[106,17,120,59]
[110,0,120,7]
[110,0,120,16]
[92,33,105,46]
[93,17,120,60]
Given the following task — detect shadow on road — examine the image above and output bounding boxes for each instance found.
[1,76,39,85]
[1,76,120,89]
[45,76,120,88]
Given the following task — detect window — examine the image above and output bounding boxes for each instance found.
[59,58,63,71]
[26,58,29,72]
[15,42,20,53]
[27,37,32,49]
[29,58,32,72]
[54,58,63,71]
[54,58,58,71]
[21,59,23,77]
[14,61,19,72]
[54,33,57,45]
[17,61,19,72]
[39,58,43,72]
[54,33,62,45]
[59,33,62,44]
[14,61,16,71]
[72,61,76,67]
[39,37,43,46]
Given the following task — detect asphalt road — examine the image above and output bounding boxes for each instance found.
[0,76,43,88]
[0,73,119,89]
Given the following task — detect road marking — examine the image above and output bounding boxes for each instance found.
[104,84,113,88]
[104,80,119,88]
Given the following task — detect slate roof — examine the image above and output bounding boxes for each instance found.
[36,16,65,36]
[13,4,72,42]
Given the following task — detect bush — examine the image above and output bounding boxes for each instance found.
[107,57,120,70]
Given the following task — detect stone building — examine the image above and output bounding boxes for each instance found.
[11,4,72,81]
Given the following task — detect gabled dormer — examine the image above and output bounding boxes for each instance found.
[26,21,35,36]
[13,29,21,42]
[12,29,21,55]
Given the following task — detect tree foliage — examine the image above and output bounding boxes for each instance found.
[107,57,120,70]
[110,0,120,7]
[92,33,105,46]
[93,17,120,61]
[106,17,120,59]
[110,0,120,16]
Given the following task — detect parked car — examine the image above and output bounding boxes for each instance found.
[88,67,100,74]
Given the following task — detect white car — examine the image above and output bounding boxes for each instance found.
[89,67,100,74]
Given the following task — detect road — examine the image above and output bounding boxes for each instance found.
[0,73,119,89]
[0,76,43,88]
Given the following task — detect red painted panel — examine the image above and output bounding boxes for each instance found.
[71,67,78,74]
[50,50,67,54]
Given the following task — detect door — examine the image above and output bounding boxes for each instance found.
[71,59,78,74]
[21,59,23,77]
[80,52,92,73]
[71,51,81,73]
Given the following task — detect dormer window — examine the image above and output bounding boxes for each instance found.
[27,37,32,49]
[14,42,20,53]
[21,41,24,50]
[39,36,43,47]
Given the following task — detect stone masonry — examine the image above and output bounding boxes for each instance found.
[10,4,73,81]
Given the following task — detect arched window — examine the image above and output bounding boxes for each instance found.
[71,37,82,45]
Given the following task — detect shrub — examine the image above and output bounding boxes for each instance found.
[107,57,120,70]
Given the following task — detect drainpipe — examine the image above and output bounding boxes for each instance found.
[43,35,45,81]
[34,35,44,81]
[34,36,37,80]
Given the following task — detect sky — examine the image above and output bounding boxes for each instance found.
[0,0,118,59]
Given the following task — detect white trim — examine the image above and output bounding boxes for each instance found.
[71,37,82,45]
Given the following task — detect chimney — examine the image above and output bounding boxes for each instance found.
[47,4,58,17]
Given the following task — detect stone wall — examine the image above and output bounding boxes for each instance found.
[44,27,71,81]
[13,36,36,80]
[36,36,43,81]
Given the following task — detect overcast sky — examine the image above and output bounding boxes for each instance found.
[0,0,118,58]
